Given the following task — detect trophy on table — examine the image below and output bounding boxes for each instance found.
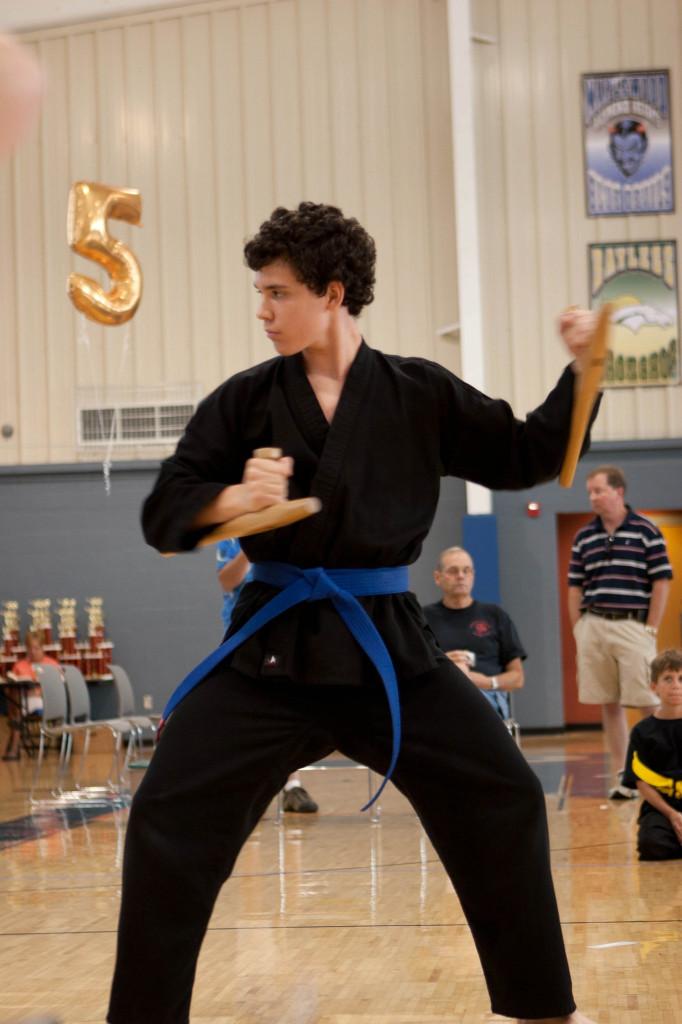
[1,601,20,679]
[28,598,53,646]
[57,599,78,669]
[85,597,112,676]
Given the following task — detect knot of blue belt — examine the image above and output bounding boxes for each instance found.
[160,562,410,810]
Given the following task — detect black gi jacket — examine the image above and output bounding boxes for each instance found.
[143,341,595,687]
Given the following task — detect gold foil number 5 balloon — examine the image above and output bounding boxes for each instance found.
[67,181,143,326]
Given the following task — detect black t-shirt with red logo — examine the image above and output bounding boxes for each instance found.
[422,599,527,678]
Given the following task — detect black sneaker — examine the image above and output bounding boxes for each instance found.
[282,784,319,813]
[608,771,638,801]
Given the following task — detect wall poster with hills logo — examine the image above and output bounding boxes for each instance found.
[588,240,679,388]
[582,70,674,216]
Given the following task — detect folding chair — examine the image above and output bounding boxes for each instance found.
[110,664,159,749]
[29,663,76,802]
[30,665,135,804]
[61,664,138,787]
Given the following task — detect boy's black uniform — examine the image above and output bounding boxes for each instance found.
[108,347,594,1023]
[622,715,682,860]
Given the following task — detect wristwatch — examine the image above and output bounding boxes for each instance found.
[490,676,499,690]
[644,624,658,637]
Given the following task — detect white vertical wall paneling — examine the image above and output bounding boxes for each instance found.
[14,42,49,463]
[498,0,542,414]
[297,0,333,202]
[211,8,251,380]
[422,0,458,373]
[153,18,193,388]
[1,0,459,462]
[620,2,655,249]
[0,142,20,464]
[269,2,303,209]
[556,0,613,442]
[357,0,398,353]
[528,0,570,388]
[240,3,276,368]
[96,28,134,395]
[651,0,682,439]
[557,0,591,411]
[472,0,509,397]
[183,14,221,390]
[67,32,106,401]
[6,0,680,466]
[124,23,164,393]
[473,0,682,444]
[623,0,669,440]
[386,0,432,359]
[327,0,363,219]
[40,37,75,461]
[588,0,634,440]
[351,0,372,348]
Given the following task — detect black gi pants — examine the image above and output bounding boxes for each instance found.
[638,807,682,860]
[107,662,575,1022]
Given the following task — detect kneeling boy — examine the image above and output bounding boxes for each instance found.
[622,649,682,860]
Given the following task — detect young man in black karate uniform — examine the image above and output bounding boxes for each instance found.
[108,202,599,1024]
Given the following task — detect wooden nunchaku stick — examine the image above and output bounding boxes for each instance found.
[164,448,321,556]
[558,302,612,489]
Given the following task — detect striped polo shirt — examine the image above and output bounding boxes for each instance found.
[568,507,673,611]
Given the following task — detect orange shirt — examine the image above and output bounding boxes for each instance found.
[10,655,60,681]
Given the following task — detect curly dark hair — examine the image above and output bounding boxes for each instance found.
[243,202,376,317]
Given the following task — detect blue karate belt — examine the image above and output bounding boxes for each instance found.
[160,562,409,810]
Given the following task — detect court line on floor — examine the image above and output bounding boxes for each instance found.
[1,915,681,940]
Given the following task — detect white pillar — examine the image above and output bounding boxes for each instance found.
[446,0,491,516]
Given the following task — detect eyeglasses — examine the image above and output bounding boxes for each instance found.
[441,566,473,576]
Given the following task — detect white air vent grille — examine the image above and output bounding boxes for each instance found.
[78,403,194,445]
[76,386,200,448]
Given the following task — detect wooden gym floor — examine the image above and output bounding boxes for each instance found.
[0,730,680,1024]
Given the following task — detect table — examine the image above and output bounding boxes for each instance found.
[0,675,42,756]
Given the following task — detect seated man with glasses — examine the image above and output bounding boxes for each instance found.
[423,546,526,721]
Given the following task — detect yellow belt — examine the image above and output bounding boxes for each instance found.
[632,751,682,799]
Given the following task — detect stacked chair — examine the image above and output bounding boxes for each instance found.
[29,664,137,805]
[109,664,159,763]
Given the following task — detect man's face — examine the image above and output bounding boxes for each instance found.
[586,473,625,520]
[254,260,335,357]
[434,550,475,600]
[652,668,682,711]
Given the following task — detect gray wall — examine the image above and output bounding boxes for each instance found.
[1,463,220,718]
[1,465,466,719]
[410,478,466,605]
[493,441,682,729]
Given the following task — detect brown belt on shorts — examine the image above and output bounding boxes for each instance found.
[585,607,647,623]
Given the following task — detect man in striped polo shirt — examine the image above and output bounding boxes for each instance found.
[568,465,673,799]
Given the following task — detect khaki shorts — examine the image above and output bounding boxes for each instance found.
[574,613,659,707]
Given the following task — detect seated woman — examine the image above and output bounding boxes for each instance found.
[3,630,60,760]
